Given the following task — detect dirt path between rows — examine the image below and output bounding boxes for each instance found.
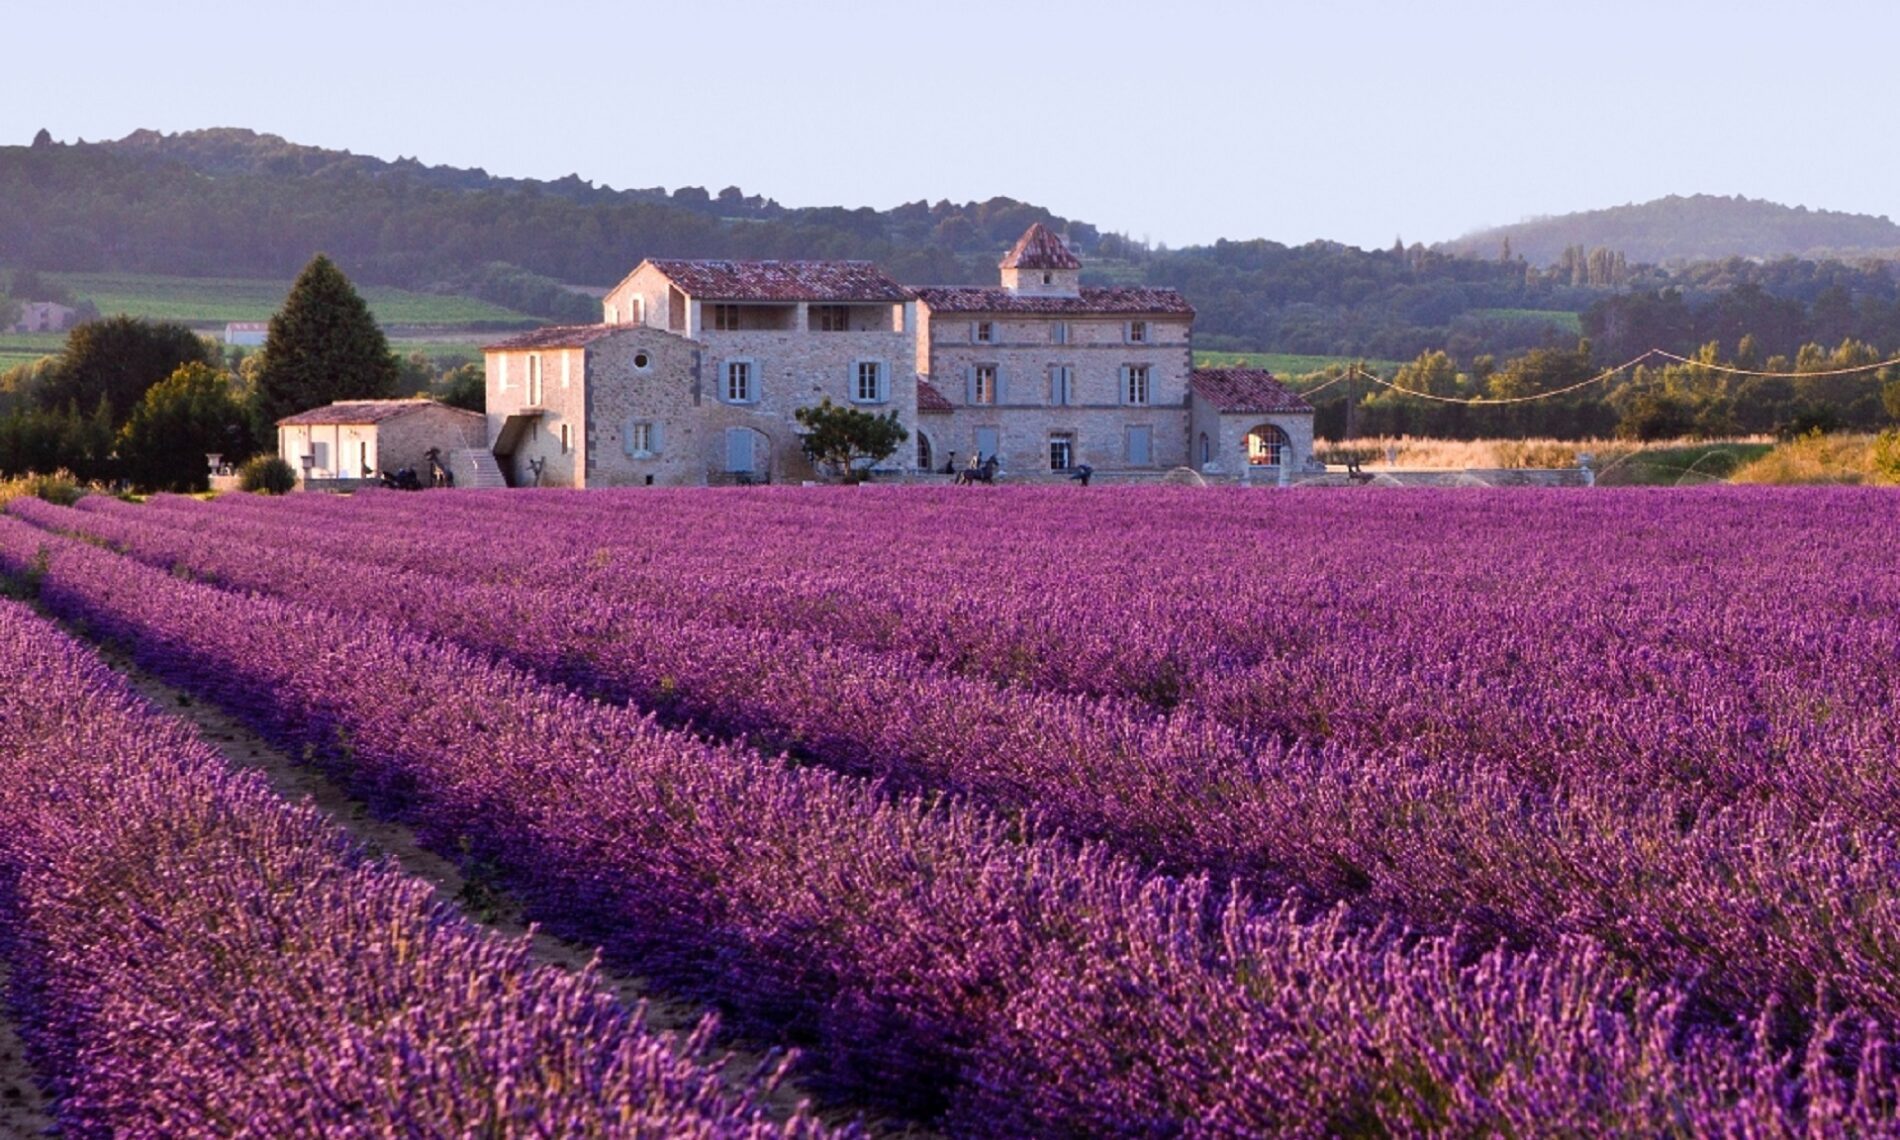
[0,959,55,1137]
[76,639,917,1136]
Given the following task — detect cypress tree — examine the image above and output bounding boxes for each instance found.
[252,255,399,427]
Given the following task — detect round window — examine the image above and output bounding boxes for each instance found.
[633,352,651,370]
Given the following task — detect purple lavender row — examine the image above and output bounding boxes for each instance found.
[115,487,1900,822]
[32,493,1900,1029]
[0,517,1864,1134]
[0,599,832,1139]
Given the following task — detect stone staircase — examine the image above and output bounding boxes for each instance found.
[448,449,508,490]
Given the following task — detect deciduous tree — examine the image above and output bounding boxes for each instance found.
[116,363,253,492]
[36,316,213,425]
[794,398,908,482]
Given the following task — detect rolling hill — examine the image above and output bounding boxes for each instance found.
[1441,194,1900,266]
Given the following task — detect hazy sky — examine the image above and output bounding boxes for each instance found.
[7,0,1895,251]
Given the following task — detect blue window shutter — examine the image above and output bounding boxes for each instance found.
[1127,425,1152,465]
[651,422,664,454]
[975,427,999,461]
[726,428,752,472]
[880,364,890,403]
[1118,366,1129,405]
[995,368,1008,406]
[965,367,975,405]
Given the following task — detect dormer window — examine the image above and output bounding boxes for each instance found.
[1042,272,1052,285]
[1127,320,1149,344]
[973,320,994,344]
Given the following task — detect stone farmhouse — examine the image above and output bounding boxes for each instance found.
[479,224,1314,487]
[277,399,485,488]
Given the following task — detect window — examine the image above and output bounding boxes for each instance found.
[1050,365,1074,406]
[1248,424,1290,466]
[527,353,543,406]
[973,364,997,405]
[633,351,651,371]
[358,441,369,477]
[1051,321,1069,345]
[816,305,852,331]
[1123,365,1151,406]
[1127,320,1149,344]
[714,304,743,331]
[855,361,888,403]
[627,421,660,456]
[973,320,994,344]
[560,423,572,454]
[724,360,755,403]
[1042,272,1053,286]
[1049,434,1074,471]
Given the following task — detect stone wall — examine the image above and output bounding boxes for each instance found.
[376,405,486,475]
[1186,399,1318,483]
[697,326,918,483]
[582,328,704,487]
[921,311,1194,476]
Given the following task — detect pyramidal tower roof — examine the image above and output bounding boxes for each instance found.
[999,223,1082,270]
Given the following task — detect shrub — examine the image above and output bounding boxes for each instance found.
[0,469,86,507]
[238,455,297,495]
[1872,430,1900,484]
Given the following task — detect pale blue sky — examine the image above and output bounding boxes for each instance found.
[6,0,1895,251]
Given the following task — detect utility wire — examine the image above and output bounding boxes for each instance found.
[1328,348,1900,407]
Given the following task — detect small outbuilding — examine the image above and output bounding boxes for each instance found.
[12,302,77,333]
[1186,368,1319,483]
[277,399,485,488]
[225,322,269,347]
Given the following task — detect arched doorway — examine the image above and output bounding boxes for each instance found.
[1246,423,1290,467]
[917,430,934,472]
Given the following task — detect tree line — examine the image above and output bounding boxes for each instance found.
[1299,336,1900,443]
[0,256,477,491]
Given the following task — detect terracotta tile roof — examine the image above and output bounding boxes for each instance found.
[916,378,954,413]
[276,399,475,427]
[483,324,628,351]
[914,286,1195,316]
[1188,369,1314,415]
[999,223,1082,270]
[644,259,912,302]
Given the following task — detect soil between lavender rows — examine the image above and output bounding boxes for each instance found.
[25,632,927,1137]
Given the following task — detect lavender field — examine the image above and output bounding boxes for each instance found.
[3,484,1899,1136]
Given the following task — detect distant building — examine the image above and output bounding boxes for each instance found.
[277,399,484,487]
[485,260,917,487]
[12,302,76,333]
[225,322,269,347]
[913,223,1201,477]
[476,225,1316,486]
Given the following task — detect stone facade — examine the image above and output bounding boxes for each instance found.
[917,309,1195,475]
[583,328,705,487]
[478,227,1313,488]
[1187,397,1316,484]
